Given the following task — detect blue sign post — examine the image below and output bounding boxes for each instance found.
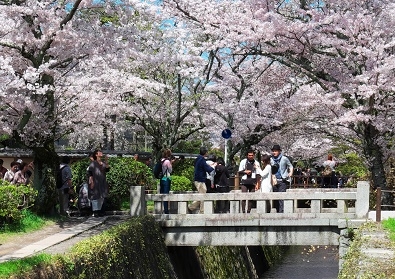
[221,129,232,164]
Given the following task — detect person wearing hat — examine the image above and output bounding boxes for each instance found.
[270,144,293,213]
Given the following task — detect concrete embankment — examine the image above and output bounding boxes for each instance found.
[339,214,395,278]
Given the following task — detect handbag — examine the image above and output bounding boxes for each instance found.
[271,175,278,186]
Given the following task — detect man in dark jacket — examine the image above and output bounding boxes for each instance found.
[188,146,214,214]
[214,157,230,213]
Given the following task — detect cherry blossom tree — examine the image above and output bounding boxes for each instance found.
[0,0,226,215]
[121,1,233,160]
[2,0,395,213]
[155,0,395,193]
[0,0,141,212]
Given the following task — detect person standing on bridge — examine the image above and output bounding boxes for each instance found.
[160,148,176,214]
[188,146,214,214]
[214,157,230,213]
[257,154,273,213]
[238,149,261,213]
[271,144,293,213]
[322,154,337,188]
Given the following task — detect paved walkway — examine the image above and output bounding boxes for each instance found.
[0,216,108,263]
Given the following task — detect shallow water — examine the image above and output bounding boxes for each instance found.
[262,245,339,279]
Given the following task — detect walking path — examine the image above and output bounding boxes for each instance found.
[0,216,108,263]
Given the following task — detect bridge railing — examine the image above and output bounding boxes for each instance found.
[290,174,347,188]
[131,181,369,220]
[375,187,395,222]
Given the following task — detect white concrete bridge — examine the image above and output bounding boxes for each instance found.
[130,181,370,251]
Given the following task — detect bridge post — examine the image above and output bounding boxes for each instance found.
[376,187,382,222]
[234,174,240,190]
[356,181,370,218]
[311,200,321,213]
[130,186,146,217]
[284,199,293,213]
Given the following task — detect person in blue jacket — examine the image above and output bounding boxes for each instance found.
[188,146,214,214]
[271,144,293,213]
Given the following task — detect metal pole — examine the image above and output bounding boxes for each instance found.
[376,187,382,222]
[225,138,228,165]
[144,130,147,152]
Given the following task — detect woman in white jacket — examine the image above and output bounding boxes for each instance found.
[258,154,273,193]
[257,154,273,213]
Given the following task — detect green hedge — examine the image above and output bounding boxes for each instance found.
[170,175,192,192]
[0,181,37,226]
[172,158,195,190]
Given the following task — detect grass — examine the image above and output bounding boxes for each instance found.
[147,200,154,213]
[0,210,58,278]
[382,217,395,242]
[120,199,130,211]
[0,210,55,244]
[120,198,154,213]
[0,254,54,279]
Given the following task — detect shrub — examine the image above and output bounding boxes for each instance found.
[0,181,37,226]
[106,158,155,208]
[173,158,195,189]
[70,157,91,188]
[170,175,192,192]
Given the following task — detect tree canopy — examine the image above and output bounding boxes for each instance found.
[1,0,395,200]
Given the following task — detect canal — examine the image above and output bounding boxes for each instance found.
[262,245,339,279]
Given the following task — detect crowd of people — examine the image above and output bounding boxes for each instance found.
[0,158,34,186]
[292,154,344,188]
[0,149,110,218]
[0,145,343,217]
[58,149,110,217]
[155,144,346,215]
[155,144,295,214]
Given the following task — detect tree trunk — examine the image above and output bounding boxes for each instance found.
[362,123,393,207]
[31,142,59,215]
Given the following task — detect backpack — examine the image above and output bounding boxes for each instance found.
[56,165,67,189]
[322,165,332,176]
[78,182,91,210]
[153,159,165,179]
